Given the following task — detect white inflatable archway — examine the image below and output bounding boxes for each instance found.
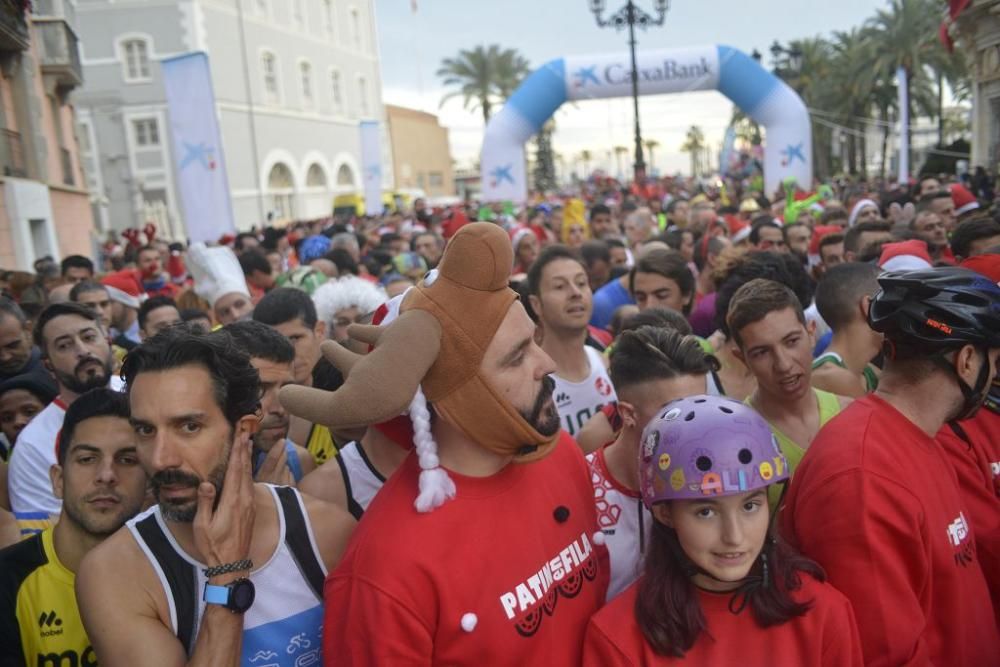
[480,45,812,202]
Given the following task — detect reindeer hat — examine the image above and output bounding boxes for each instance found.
[280,222,559,511]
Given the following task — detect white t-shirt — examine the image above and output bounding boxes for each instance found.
[8,377,124,517]
[552,345,617,438]
[587,445,650,601]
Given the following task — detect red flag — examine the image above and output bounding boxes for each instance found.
[939,20,954,53]
[949,0,971,20]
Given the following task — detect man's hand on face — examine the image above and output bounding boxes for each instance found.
[193,429,256,574]
[254,439,294,487]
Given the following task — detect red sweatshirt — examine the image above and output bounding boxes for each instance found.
[582,574,863,666]
[936,409,1000,619]
[781,395,999,666]
[322,432,609,665]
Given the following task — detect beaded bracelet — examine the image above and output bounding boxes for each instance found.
[204,559,253,578]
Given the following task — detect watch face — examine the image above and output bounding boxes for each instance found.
[231,579,256,613]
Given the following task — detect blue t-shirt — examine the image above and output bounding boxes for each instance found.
[590,278,634,330]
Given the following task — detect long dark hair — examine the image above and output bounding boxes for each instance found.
[635,518,825,657]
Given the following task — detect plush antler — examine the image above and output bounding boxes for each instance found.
[279,309,441,429]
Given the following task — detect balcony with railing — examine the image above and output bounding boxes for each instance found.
[34,17,83,92]
[0,0,29,53]
[0,128,27,177]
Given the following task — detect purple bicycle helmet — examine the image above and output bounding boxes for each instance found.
[639,395,788,507]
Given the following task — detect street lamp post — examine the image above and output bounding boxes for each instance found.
[589,0,669,183]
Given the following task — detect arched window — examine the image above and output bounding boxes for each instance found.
[261,52,279,104]
[121,38,150,82]
[268,163,295,219]
[323,0,334,35]
[300,61,313,107]
[350,8,362,50]
[306,163,328,188]
[330,69,343,114]
[336,164,355,186]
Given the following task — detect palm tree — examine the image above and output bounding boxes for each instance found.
[865,0,945,172]
[613,145,628,179]
[680,127,704,177]
[644,140,660,174]
[829,28,877,175]
[437,45,531,124]
[494,48,531,100]
[579,149,593,176]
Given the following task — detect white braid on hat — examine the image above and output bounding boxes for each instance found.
[409,386,455,512]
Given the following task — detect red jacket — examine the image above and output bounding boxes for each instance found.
[781,395,999,666]
[936,409,1000,619]
[322,432,608,665]
[583,574,863,666]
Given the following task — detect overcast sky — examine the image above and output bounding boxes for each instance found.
[373,0,893,175]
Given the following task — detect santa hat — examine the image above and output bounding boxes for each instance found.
[848,198,879,227]
[950,183,980,216]
[441,208,469,239]
[100,270,146,309]
[808,225,843,257]
[960,253,1000,284]
[186,243,250,307]
[878,240,933,272]
[509,225,534,252]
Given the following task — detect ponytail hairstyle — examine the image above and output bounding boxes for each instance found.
[635,517,825,657]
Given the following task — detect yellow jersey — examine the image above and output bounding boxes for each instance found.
[0,527,95,666]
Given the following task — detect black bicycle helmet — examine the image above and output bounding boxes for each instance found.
[868,267,1000,351]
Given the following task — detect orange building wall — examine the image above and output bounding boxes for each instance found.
[49,186,92,258]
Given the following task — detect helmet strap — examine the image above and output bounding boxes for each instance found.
[932,347,991,423]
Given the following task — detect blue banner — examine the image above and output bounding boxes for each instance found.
[162,52,235,242]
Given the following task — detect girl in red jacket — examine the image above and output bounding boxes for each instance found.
[583,395,863,666]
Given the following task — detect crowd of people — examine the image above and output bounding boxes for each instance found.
[0,171,997,666]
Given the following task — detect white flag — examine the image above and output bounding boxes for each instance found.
[359,120,382,215]
[162,52,236,243]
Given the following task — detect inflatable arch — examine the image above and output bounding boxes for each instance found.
[480,45,812,202]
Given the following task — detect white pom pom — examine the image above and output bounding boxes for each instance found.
[415,467,456,513]
[460,613,478,632]
[424,269,439,286]
[592,531,607,546]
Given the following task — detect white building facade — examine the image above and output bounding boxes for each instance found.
[75,0,388,237]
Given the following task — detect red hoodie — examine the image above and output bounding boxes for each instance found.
[583,574,863,666]
[322,432,608,665]
[781,395,999,666]
[936,408,1000,619]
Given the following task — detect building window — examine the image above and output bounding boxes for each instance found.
[330,69,342,113]
[262,52,279,104]
[306,163,327,188]
[336,163,355,186]
[357,76,368,116]
[350,8,362,50]
[268,162,295,219]
[121,39,150,82]
[133,118,160,147]
[323,0,334,35]
[300,61,313,106]
[428,171,444,187]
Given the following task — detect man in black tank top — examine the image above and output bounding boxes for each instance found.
[76,327,355,667]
